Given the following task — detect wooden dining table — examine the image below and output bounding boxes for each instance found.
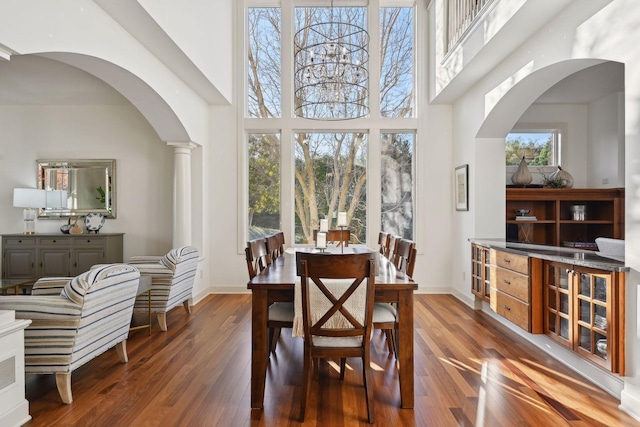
[247,247,418,415]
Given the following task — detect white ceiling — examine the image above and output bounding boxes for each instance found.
[534,61,624,104]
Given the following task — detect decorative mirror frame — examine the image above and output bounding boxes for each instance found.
[37,159,116,218]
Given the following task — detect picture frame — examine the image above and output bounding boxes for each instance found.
[455,164,469,211]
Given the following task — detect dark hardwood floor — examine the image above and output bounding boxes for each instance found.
[24,294,639,426]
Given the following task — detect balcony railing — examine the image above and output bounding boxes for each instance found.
[446,0,496,53]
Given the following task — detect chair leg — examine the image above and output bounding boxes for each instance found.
[115,340,128,363]
[157,312,168,331]
[269,327,281,354]
[183,299,192,314]
[55,373,73,404]
[340,358,346,380]
[300,347,312,422]
[383,329,396,356]
[362,355,375,423]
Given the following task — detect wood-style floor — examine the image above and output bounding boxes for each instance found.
[24,294,639,426]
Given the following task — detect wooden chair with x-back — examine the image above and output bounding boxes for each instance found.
[296,251,377,423]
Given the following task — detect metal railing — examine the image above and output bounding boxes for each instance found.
[446,0,496,53]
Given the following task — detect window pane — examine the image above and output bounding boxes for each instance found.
[248,8,281,118]
[506,132,557,166]
[248,133,281,238]
[380,7,414,118]
[381,132,414,239]
[294,132,368,244]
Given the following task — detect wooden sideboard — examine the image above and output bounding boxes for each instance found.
[1,233,124,280]
[470,240,627,375]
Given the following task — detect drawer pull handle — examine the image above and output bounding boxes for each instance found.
[503,280,511,285]
[503,305,511,311]
[53,240,56,243]
[503,258,511,263]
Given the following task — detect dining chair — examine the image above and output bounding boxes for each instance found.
[377,231,390,255]
[375,239,416,356]
[296,251,377,423]
[245,238,294,355]
[312,229,351,247]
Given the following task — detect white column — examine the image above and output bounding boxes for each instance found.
[167,142,197,248]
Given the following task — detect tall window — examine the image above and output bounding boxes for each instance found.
[380,7,414,118]
[248,133,281,238]
[245,2,417,246]
[381,132,414,239]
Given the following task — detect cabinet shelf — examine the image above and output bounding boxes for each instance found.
[506,188,624,247]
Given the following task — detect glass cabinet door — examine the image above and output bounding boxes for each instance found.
[544,262,572,346]
[576,271,610,364]
[471,244,490,301]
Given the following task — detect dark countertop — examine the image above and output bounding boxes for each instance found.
[469,238,629,272]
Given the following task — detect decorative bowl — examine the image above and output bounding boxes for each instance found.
[514,209,530,216]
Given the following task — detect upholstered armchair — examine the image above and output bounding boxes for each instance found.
[128,246,199,332]
[0,264,140,404]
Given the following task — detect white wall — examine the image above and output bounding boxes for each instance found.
[0,104,174,260]
[588,92,625,187]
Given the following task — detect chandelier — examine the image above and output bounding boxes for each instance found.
[294,2,370,120]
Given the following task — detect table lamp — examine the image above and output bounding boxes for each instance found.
[13,188,47,234]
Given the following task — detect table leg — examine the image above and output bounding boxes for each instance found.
[251,289,269,415]
[397,290,414,408]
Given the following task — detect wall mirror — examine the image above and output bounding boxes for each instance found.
[37,159,116,218]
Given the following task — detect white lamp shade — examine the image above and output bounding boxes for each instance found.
[46,190,68,208]
[13,188,47,208]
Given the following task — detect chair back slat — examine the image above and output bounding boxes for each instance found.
[393,239,416,275]
[312,229,351,247]
[245,238,271,280]
[386,235,400,259]
[378,232,390,255]
[265,234,280,262]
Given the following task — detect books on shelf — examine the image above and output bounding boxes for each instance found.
[515,216,537,221]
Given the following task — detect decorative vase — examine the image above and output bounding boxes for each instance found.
[550,166,574,188]
[511,157,532,186]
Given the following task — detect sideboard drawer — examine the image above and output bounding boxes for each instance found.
[491,249,528,275]
[492,266,529,303]
[37,237,71,246]
[73,237,105,246]
[3,237,36,247]
[493,290,529,331]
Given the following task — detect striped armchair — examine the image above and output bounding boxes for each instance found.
[128,246,199,332]
[0,264,140,404]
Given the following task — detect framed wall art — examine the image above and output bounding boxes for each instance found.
[455,164,469,211]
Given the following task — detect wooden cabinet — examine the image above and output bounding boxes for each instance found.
[506,188,624,248]
[2,234,124,280]
[471,244,491,301]
[543,261,625,374]
[489,249,542,333]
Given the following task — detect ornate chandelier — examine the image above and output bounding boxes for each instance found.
[294,2,370,120]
